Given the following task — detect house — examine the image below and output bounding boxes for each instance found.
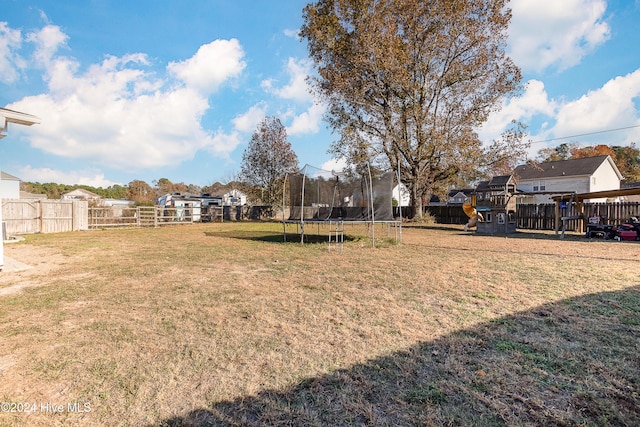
[447,189,474,205]
[61,188,101,201]
[0,171,20,199]
[514,155,623,203]
[222,189,246,206]
[474,175,518,234]
[156,193,203,222]
[392,183,410,207]
[102,198,136,217]
[428,189,474,206]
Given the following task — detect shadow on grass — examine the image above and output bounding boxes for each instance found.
[204,230,360,244]
[154,287,640,426]
[407,223,590,240]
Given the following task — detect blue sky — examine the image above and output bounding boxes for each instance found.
[1,0,640,188]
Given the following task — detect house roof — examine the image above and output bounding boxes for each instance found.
[0,108,41,126]
[488,175,513,187]
[0,171,20,181]
[447,189,474,198]
[475,180,490,191]
[475,175,514,191]
[62,188,101,199]
[514,155,622,180]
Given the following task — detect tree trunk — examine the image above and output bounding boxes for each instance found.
[411,184,422,219]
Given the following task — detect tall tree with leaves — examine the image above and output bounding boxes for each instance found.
[241,116,299,208]
[126,180,154,204]
[301,0,525,217]
[536,142,579,162]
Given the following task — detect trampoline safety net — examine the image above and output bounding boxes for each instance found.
[287,165,395,222]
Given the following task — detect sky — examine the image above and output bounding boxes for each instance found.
[1,0,640,188]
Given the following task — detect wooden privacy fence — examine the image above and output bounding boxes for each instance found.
[426,202,640,231]
[424,205,470,225]
[2,199,88,235]
[517,202,640,231]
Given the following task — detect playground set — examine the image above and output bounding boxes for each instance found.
[462,178,640,240]
[463,175,518,234]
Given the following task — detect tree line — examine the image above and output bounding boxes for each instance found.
[20,178,247,205]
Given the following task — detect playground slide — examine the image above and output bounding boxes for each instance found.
[463,199,478,231]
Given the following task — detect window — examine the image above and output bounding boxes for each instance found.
[485,212,492,222]
[533,186,539,191]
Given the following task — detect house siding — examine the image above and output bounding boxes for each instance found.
[519,176,590,204]
[0,178,20,199]
[590,160,621,200]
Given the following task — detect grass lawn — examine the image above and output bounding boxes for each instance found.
[0,222,638,426]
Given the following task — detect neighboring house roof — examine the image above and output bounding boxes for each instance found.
[475,175,514,192]
[621,182,640,189]
[1,171,20,181]
[447,189,474,198]
[514,155,623,180]
[103,198,135,206]
[62,188,101,199]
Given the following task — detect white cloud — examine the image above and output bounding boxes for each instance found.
[283,28,300,39]
[232,102,267,133]
[205,129,243,157]
[478,79,557,142]
[287,102,326,135]
[167,38,245,95]
[550,69,640,144]
[5,23,246,170]
[480,70,640,153]
[19,165,118,187]
[26,24,69,67]
[261,57,313,102]
[261,57,326,136]
[509,0,610,72]
[321,157,348,173]
[0,21,24,83]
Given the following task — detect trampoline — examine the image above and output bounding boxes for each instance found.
[282,164,402,247]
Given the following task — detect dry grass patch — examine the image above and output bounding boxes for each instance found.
[0,223,638,426]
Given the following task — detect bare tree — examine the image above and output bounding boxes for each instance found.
[241,116,299,209]
[301,0,526,217]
